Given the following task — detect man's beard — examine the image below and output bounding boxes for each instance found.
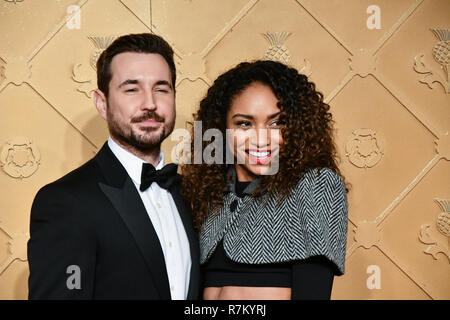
[106,108,174,152]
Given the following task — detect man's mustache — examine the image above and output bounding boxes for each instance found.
[131,111,164,123]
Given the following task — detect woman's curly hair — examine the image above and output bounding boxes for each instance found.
[181,60,350,230]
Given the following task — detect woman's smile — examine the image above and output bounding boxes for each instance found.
[245,149,273,165]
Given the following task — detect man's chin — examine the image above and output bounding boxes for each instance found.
[109,131,164,151]
[130,135,165,150]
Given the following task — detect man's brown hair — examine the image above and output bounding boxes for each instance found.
[96,33,176,97]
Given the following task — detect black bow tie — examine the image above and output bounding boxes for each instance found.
[140,163,178,191]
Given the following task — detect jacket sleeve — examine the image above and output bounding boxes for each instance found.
[297,167,348,275]
[27,184,96,299]
[291,255,335,300]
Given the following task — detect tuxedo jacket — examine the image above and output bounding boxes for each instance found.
[27,143,200,299]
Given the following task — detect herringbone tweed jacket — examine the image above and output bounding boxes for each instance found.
[200,166,348,275]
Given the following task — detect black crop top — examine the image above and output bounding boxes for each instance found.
[202,180,336,300]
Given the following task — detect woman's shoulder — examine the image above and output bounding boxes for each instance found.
[288,166,348,222]
[293,167,345,191]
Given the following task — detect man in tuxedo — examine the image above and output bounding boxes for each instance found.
[27,33,199,299]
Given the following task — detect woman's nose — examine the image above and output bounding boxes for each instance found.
[249,128,270,148]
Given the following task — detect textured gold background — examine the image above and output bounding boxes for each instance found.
[0,0,449,299]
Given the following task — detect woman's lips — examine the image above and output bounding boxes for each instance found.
[245,150,273,165]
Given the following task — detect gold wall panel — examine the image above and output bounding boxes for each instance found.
[0,0,448,300]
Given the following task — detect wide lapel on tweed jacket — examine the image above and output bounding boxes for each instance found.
[199,166,260,264]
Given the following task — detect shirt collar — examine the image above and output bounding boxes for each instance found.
[224,165,261,195]
[107,137,164,185]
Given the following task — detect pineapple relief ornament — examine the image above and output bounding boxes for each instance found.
[263,32,292,64]
[413,28,450,94]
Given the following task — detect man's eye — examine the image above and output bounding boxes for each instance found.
[125,88,137,92]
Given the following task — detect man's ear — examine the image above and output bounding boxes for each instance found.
[94,89,107,120]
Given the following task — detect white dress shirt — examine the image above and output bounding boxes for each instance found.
[108,137,191,300]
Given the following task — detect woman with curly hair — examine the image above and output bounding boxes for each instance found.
[181,60,349,300]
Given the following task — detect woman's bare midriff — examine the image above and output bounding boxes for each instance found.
[203,286,291,300]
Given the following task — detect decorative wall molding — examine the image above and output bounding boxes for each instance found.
[435,131,450,161]
[88,36,117,70]
[72,36,117,98]
[0,0,448,299]
[0,222,28,277]
[178,52,208,83]
[349,49,377,78]
[0,59,5,85]
[418,198,450,263]
[261,31,312,76]
[353,220,381,249]
[263,31,292,64]
[413,29,449,94]
[0,137,40,179]
[72,63,96,98]
[435,198,450,239]
[345,128,384,169]
[2,57,32,86]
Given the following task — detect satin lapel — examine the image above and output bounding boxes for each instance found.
[99,179,171,299]
[95,143,171,299]
[168,179,200,300]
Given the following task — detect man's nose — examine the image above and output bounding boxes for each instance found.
[141,90,156,110]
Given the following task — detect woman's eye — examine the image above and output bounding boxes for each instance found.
[270,120,285,127]
[236,121,251,128]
